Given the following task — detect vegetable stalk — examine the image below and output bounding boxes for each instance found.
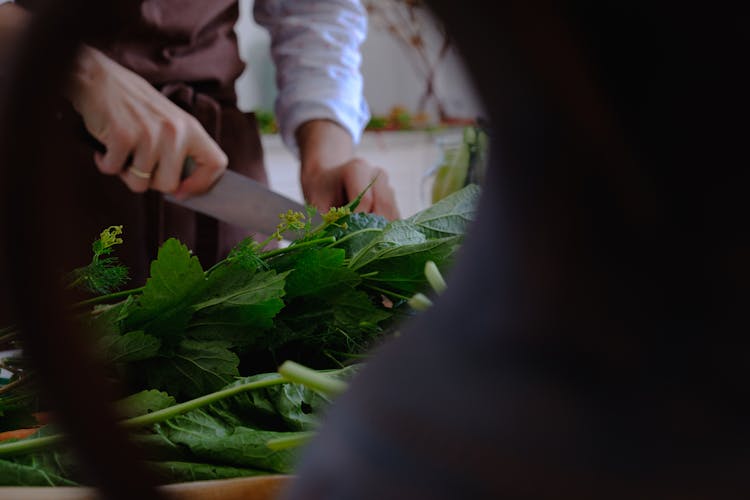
[0,375,288,458]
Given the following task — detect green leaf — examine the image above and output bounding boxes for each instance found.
[0,458,77,486]
[231,365,359,431]
[143,340,240,401]
[184,324,268,351]
[146,460,266,484]
[98,330,161,363]
[281,248,360,298]
[360,236,461,295]
[114,390,176,419]
[265,384,328,431]
[326,212,388,238]
[80,296,134,337]
[324,212,388,257]
[187,268,288,348]
[130,430,190,462]
[225,237,265,272]
[331,290,391,335]
[125,239,206,340]
[160,409,298,473]
[193,269,288,319]
[406,183,480,238]
[348,221,428,270]
[223,372,286,420]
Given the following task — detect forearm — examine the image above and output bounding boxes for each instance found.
[254,0,370,155]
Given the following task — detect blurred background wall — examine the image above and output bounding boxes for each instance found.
[234,0,484,121]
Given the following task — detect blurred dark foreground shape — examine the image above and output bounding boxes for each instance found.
[282,2,750,499]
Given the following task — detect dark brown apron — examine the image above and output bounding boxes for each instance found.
[20,0,266,284]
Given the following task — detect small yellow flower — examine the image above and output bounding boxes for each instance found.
[322,206,351,225]
[279,209,306,231]
[99,225,124,249]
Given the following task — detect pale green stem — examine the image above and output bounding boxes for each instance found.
[424,260,447,294]
[261,237,336,260]
[363,284,412,302]
[325,228,382,249]
[74,286,145,308]
[278,361,347,397]
[124,375,286,428]
[408,292,433,311]
[265,431,316,451]
[0,375,288,458]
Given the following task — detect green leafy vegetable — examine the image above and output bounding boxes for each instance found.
[99,330,161,364]
[142,340,240,401]
[146,461,266,483]
[124,238,206,340]
[0,184,481,486]
[114,390,176,419]
[408,183,480,238]
[65,225,129,295]
[0,457,78,486]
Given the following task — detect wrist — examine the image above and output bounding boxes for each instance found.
[296,119,354,176]
[65,45,107,109]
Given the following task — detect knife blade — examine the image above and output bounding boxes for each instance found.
[81,130,318,237]
[164,166,314,237]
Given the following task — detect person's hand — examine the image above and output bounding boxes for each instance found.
[301,157,400,220]
[296,120,400,220]
[66,46,227,198]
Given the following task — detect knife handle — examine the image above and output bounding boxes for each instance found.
[80,128,195,179]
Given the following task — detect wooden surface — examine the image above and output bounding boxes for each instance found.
[0,475,292,500]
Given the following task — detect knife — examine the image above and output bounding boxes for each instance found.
[165,160,313,236]
[82,131,318,236]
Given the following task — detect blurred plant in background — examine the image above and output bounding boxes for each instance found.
[427,122,489,203]
[366,105,431,131]
[255,109,278,134]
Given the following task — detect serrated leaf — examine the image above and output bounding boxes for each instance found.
[193,269,288,311]
[125,239,206,339]
[188,269,288,347]
[114,389,176,419]
[324,212,388,257]
[281,248,360,298]
[161,409,297,473]
[348,221,427,270]
[143,340,239,401]
[360,236,461,295]
[406,183,480,238]
[99,330,161,363]
[331,290,391,334]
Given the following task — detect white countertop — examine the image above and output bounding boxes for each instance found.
[264,128,465,218]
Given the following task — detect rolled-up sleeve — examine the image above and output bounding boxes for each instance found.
[253,0,371,156]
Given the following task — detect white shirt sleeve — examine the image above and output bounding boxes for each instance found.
[253,0,371,156]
